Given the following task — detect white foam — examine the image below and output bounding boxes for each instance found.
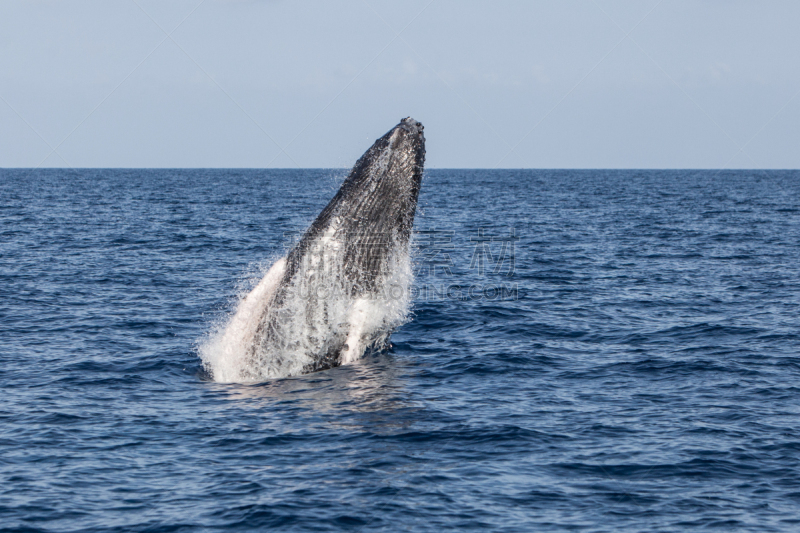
[199,234,413,383]
[199,257,286,383]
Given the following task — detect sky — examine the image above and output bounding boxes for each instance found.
[1,0,799,169]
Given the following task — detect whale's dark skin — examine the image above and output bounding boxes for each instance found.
[282,117,425,293]
[250,117,426,375]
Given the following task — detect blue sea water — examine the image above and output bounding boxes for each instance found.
[1,168,799,532]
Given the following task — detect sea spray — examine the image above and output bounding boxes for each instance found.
[199,242,413,382]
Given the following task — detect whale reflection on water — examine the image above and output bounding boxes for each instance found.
[207,352,420,430]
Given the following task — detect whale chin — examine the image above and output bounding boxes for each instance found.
[202,118,426,382]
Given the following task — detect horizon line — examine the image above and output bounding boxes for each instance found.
[2,167,799,172]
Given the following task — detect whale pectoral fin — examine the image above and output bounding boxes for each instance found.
[204,257,287,382]
[219,257,287,346]
[244,258,287,311]
[340,298,371,365]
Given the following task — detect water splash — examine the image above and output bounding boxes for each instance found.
[199,235,413,383]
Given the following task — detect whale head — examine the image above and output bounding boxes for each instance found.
[329,117,426,246]
[353,117,425,181]
[390,116,426,172]
[391,116,425,152]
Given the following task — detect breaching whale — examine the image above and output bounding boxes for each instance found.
[202,117,425,382]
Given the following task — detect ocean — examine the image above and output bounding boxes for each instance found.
[1,168,799,532]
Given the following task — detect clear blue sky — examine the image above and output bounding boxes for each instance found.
[1,1,798,169]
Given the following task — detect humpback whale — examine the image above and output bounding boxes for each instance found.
[202,118,425,382]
